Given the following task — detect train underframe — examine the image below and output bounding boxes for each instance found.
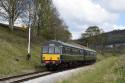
[43,59,96,70]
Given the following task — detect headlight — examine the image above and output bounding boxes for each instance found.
[57,57,60,60]
[42,57,45,59]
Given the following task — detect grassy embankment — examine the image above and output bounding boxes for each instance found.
[60,54,125,83]
[0,26,45,77]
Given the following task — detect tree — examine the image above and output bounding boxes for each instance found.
[19,0,72,41]
[36,0,71,41]
[21,0,53,38]
[0,0,26,30]
[81,26,102,38]
[53,23,72,41]
[80,26,103,47]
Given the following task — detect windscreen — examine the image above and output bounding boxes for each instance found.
[42,46,60,54]
[49,47,54,53]
[55,47,60,54]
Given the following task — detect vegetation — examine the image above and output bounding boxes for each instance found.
[77,26,125,54]
[59,55,125,83]
[37,0,71,41]
[78,26,103,47]
[0,25,45,77]
[0,0,26,30]
[0,0,71,41]
[81,26,102,39]
[79,29,125,46]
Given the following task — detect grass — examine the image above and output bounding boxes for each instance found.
[110,55,125,83]
[0,26,45,77]
[59,54,125,83]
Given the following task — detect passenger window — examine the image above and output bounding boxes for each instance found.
[80,50,83,55]
[70,49,73,54]
[66,48,70,54]
[62,47,66,54]
[74,49,76,54]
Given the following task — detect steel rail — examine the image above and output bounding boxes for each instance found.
[0,71,53,83]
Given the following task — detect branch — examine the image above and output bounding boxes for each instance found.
[0,0,10,14]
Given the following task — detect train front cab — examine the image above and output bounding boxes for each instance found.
[42,46,61,68]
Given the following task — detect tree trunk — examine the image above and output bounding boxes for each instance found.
[37,22,40,36]
[9,17,14,31]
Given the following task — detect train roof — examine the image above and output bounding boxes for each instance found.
[43,40,96,52]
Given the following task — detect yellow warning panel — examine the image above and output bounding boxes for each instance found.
[42,54,60,61]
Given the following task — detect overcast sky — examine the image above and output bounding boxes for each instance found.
[52,0,125,39]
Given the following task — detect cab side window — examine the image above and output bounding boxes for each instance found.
[42,46,48,53]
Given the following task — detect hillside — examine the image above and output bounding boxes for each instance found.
[0,25,45,77]
[77,29,125,45]
[103,30,125,45]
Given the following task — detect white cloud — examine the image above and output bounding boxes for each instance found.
[99,23,125,32]
[53,0,118,24]
[69,24,89,39]
[52,0,121,39]
[100,0,125,12]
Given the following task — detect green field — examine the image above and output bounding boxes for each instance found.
[0,26,45,77]
[60,55,125,83]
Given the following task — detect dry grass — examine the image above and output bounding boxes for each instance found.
[59,55,125,83]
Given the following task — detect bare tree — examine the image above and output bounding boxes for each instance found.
[0,0,26,30]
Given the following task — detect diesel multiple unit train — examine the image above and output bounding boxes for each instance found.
[41,40,96,69]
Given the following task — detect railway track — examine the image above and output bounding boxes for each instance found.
[0,64,92,83]
[0,71,53,83]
